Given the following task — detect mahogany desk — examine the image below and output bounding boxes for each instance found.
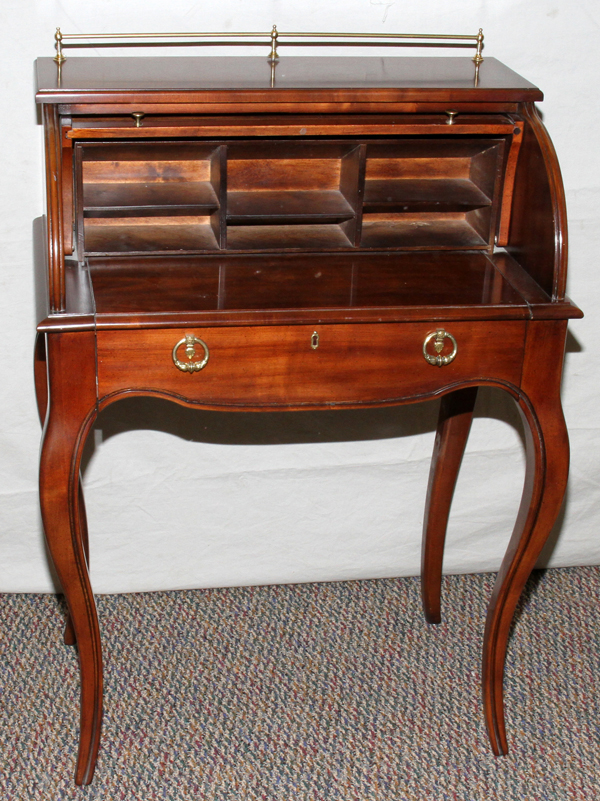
[35,54,582,785]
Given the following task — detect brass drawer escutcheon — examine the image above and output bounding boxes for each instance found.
[172,334,209,373]
[423,329,458,367]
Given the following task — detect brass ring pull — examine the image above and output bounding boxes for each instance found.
[423,329,458,367]
[172,334,209,373]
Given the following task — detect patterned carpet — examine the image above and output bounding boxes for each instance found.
[1,567,599,800]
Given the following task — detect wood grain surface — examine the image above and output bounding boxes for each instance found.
[96,321,527,408]
[35,52,580,785]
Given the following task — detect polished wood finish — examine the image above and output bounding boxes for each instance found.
[421,386,478,624]
[483,320,570,754]
[36,56,544,105]
[35,54,580,785]
[66,113,518,140]
[506,103,567,300]
[42,105,65,312]
[38,331,100,785]
[88,252,527,317]
[73,136,507,255]
[96,321,526,408]
[67,133,514,255]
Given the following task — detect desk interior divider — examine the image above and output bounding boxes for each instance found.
[75,135,506,257]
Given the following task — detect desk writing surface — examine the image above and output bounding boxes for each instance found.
[88,252,527,316]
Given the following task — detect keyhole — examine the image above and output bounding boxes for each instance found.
[311,331,319,350]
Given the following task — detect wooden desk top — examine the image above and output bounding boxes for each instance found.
[35,56,543,104]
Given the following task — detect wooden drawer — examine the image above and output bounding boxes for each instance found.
[97,321,527,409]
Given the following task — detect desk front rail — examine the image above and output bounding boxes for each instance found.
[96,321,527,409]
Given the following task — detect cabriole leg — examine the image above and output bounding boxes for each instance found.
[63,485,90,646]
[421,387,478,624]
[39,331,101,786]
[35,333,90,646]
[483,321,570,755]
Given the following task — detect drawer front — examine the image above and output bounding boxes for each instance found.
[97,322,526,408]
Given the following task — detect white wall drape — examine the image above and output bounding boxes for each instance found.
[0,0,597,593]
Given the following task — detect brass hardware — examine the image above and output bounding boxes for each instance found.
[52,27,484,65]
[473,28,484,65]
[445,110,459,125]
[423,329,458,367]
[269,24,279,62]
[172,334,209,373]
[311,331,319,350]
[53,28,66,64]
[132,112,145,128]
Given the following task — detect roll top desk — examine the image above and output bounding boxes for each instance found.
[35,46,581,784]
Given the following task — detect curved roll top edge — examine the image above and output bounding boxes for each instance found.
[506,101,568,302]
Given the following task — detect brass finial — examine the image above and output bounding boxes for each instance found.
[472,28,484,65]
[269,24,279,62]
[54,27,66,64]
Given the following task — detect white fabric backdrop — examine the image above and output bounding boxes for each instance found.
[0,0,597,593]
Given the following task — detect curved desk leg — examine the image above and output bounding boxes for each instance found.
[421,387,478,624]
[35,333,90,647]
[62,486,90,646]
[483,321,570,755]
[39,331,101,786]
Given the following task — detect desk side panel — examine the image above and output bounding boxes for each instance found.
[505,102,567,301]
